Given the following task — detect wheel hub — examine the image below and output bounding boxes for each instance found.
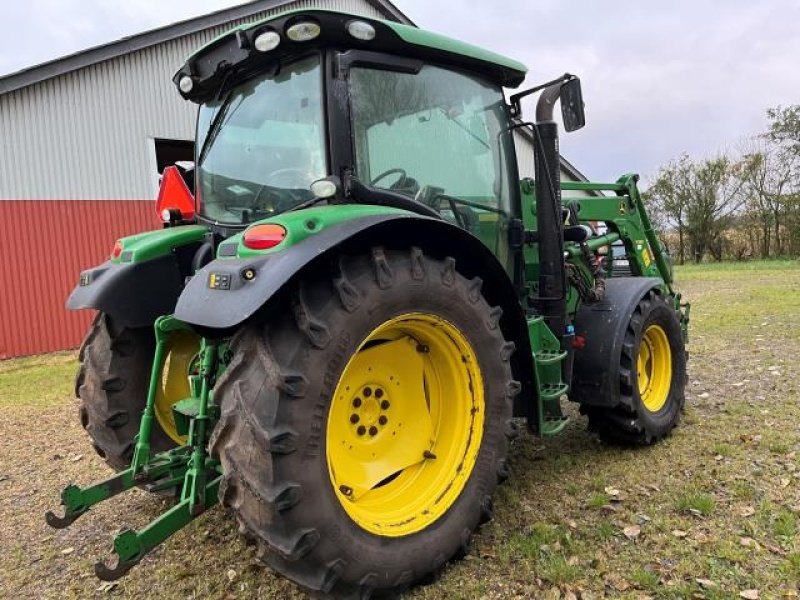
[349,386,389,435]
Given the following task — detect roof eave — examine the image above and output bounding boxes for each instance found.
[0,0,413,96]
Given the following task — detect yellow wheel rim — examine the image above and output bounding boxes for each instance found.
[637,324,672,413]
[154,331,201,445]
[326,313,485,537]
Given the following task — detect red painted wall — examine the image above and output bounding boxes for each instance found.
[0,201,160,358]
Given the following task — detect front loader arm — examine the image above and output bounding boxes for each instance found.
[561,174,689,341]
[561,174,672,291]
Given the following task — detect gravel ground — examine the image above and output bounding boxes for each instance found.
[1,260,798,599]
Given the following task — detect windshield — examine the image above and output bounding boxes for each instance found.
[196,55,326,225]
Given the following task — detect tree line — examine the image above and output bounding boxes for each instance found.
[643,106,800,263]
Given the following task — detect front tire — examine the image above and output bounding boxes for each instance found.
[584,289,687,444]
[210,247,519,597]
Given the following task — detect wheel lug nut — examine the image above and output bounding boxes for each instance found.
[357,425,366,436]
[416,344,429,353]
[339,485,353,496]
[380,400,390,410]
[375,388,384,399]
[368,426,378,436]
[353,397,362,408]
[378,415,388,426]
[350,414,359,424]
[363,387,372,397]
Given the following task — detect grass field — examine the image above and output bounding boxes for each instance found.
[1,260,798,599]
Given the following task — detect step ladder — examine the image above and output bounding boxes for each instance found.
[528,317,570,436]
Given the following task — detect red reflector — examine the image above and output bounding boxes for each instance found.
[155,165,195,220]
[243,224,287,250]
[111,240,123,259]
[572,335,586,350]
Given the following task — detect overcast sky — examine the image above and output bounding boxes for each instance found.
[2,0,798,182]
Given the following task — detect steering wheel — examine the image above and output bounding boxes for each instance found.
[265,167,313,189]
[370,168,407,188]
[249,168,315,212]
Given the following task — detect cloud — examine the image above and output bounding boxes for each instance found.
[1,0,797,181]
[399,0,799,180]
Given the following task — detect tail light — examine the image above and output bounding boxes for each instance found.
[243,224,287,250]
[111,240,123,259]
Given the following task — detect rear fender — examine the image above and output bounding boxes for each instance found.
[67,225,208,328]
[174,210,536,425]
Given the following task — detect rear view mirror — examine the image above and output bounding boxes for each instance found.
[560,78,585,132]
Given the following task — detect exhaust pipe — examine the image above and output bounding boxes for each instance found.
[533,83,567,341]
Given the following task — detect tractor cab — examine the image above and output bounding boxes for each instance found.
[174,9,527,259]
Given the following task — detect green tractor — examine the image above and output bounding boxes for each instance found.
[48,9,689,598]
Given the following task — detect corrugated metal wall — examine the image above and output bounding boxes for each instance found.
[0,0,386,201]
[0,0,385,357]
[0,201,158,358]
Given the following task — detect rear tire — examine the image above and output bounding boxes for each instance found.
[210,247,519,598]
[584,290,686,444]
[76,313,175,471]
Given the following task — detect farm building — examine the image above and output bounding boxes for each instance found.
[0,0,596,358]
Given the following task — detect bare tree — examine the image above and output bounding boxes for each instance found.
[645,155,694,264]
[646,155,745,263]
[687,157,746,262]
[766,106,800,255]
[740,140,794,257]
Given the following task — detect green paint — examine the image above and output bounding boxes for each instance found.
[131,316,194,472]
[383,20,527,77]
[47,316,225,577]
[185,9,526,86]
[229,204,411,259]
[45,447,192,530]
[180,338,218,516]
[111,476,221,564]
[112,225,207,264]
[525,175,676,292]
[526,316,570,436]
[56,4,690,575]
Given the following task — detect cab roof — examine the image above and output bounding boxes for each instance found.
[175,9,528,102]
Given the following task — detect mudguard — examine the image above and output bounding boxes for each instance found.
[67,256,185,328]
[176,213,442,329]
[67,225,208,328]
[570,277,663,408]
